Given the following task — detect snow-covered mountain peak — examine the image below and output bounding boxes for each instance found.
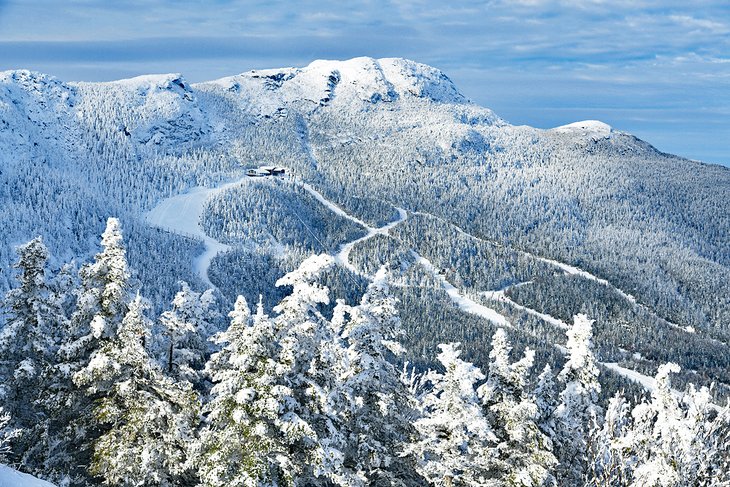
[552,120,612,136]
[72,72,208,147]
[200,57,471,116]
[90,73,192,94]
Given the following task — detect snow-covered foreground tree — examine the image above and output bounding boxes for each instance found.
[0,238,64,464]
[407,342,498,486]
[75,295,200,486]
[478,329,556,486]
[553,314,602,484]
[1,224,730,486]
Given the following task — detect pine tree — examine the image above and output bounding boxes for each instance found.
[160,281,214,386]
[339,267,422,486]
[408,343,498,487]
[196,296,282,487]
[40,217,133,485]
[0,237,64,464]
[553,314,602,485]
[75,295,200,486]
[477,329,556,487]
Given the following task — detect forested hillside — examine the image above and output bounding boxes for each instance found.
[0,57,729,484]
[0,222,727,486]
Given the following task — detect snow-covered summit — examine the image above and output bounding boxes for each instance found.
[201,57,470,109]
[552,120,612,136]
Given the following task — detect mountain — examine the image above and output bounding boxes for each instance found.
[0,56,729,400]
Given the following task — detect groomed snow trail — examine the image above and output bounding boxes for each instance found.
[414,252,511,328]
[300,184,511,328]
[482,289,568,330]
[145,175,248,288]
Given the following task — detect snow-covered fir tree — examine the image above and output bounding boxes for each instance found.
[532,365,558,442]
[553,314,602,485]
[0,237,64,464]
[159,281,216,386]
[338,267,422,486]
[626,363,730,486]
[586,393,633,487]
[42,218,133,485]
[269,254,349,485]
[477,329,556,486]
[74,295,200,486]
[0,407,21,463]
[408,342,499,487]
[196,295,282,487]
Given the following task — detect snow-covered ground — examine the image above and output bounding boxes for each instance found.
[0,465,56,487]
[483,289,568,330]
[145,175,249,288]
[413,252,510,328]
[552,120,612,136]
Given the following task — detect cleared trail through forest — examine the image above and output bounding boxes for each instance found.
[145,175,249,288]
[146,176,683,395]
[301,183,511,327]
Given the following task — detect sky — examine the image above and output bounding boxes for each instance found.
[0,0,728,166]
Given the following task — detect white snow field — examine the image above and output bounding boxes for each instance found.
[0,465,56,487]
[145,175,249,287]
[552,120,612,136]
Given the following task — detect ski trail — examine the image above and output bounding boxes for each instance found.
[300,183,511,328]
[411,211,695,332]
[413,251,511,328]
[145,175,249,288]
[301,183,372,229]
[483,289,569,330]
[335,208,408,275]
[300,183,409,276]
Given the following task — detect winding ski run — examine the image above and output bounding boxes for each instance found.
[146,174,669,393]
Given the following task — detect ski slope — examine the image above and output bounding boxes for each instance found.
[413,252,511,328]
[145,175,248,288]
[483,289,568,330]
[301,183,511,327]
[0,465,56,487]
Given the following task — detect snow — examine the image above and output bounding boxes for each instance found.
[0,465,56,487]
[413,252,510,328]
[552,120,612,136]
[145,175,249,288]
[483,290,568,330]
[533,255,637,303]
[301,183,371,229]
[602,362,659,392]
[300,183,409,276]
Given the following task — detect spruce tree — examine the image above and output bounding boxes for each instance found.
[408,343,498,487]
[270,254,348,485]
[75,295,200,486]
[553,314,602,485]
[42,217,133,485]
[339,267,422,486]
[478,329,556,487]
[160,281,214,386]
[0,237,64,465]
[196,296,282,487]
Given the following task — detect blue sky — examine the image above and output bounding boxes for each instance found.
[0,0,728,165]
